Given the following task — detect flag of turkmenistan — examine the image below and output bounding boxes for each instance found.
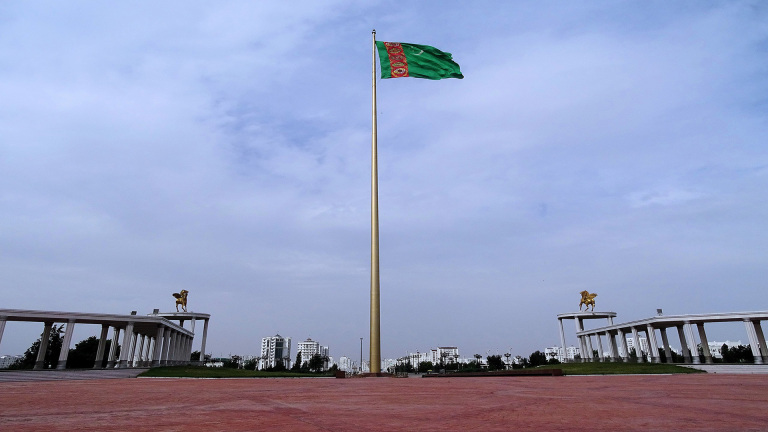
[375,41,463,80]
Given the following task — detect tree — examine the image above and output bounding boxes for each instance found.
[486,355,504,371]
[308,353,325,372]
[10,324,64,369]
[528,351,547,367]
[291,352,302,371]
[418,361,434,373]
[244,358,259,370]
[66,336,115,369]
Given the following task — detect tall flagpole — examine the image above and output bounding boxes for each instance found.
[370,29,381,374]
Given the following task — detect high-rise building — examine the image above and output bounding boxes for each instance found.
[260,334,291,369]
[295,338,329,370]
[544,346,580,362]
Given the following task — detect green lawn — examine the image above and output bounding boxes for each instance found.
[139,366,331,378]
[536,362,704,375]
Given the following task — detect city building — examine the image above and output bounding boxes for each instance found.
[295,338,329,370]
[0,355,22,369]
[260,334,291,369]
[337,356,355,372]
[708,340,744,359]
[544,346,580,362]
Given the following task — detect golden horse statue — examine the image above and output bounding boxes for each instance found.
[579,290,597,311]
[173,290,189,312]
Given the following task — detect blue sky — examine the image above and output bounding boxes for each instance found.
[1,1,767,361]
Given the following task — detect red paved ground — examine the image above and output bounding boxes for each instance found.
[1,374,767,431]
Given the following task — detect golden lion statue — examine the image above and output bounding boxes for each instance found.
[173,290,189,312]
[579,290,597,311]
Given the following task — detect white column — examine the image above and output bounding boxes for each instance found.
[609,330,620,362]
[161,327,172,366]
[605,331,617,362]
[575,318,587,362]
[631,326,643,362]
[696,323,713,364]
[199,319,209,364]
[646,325,660,363]
[152,326,165,367]
[753,321,768,364]
[619,329,630,362]
[660,328,673,363]
[118,322,135,369]
[585,334,594,362]
[684,322,700,364]
[106,327,121,368]
[0,316,7,349]
[34,322,54,370]
[676,325,692,363]
[93,324,110,369]
[169,331,178,365]
[558,319,567,363]
[56,320,76,370]
[744,320,764,365]
[133,335,145,368]
[595,333,605,362]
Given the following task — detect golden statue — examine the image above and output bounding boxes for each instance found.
[173,290,189,312]
[579,290,597,311]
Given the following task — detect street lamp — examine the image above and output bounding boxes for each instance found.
[360,337,363,374]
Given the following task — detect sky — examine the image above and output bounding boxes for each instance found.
[1,1,767,362]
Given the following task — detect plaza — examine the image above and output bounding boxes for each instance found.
[1,374,767,431]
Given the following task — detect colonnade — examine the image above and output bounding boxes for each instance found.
[559,311,768,364]
[0,309,209,370]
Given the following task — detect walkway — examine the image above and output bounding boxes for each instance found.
[0,368,148,382]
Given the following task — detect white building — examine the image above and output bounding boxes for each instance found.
[626,337,649,356]
[0,355,22,369]
[545,346,580,362]
[708,340,744,359]
[338,356,356,372]
[295,338,329,369]
[260,334,291,369]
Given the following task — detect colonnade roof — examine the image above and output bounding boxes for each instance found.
[0,308,192,336]
[575,310,768,336]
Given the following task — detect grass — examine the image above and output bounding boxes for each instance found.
[139,366,331,378]
[535,362,705,375]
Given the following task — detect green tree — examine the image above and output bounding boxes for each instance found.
[9,324,64,370]
[308,353,325,372]
[291,352,302,371]
[244,358,259,370]
[66,336,115,369]
[418,361,434,373]
[528,350,547,367]
[486,355,504,371]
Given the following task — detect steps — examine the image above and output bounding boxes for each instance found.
[0,368,148,382]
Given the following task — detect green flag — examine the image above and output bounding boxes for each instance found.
[375,41,463,80]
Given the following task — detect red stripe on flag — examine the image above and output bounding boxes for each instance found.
[384,42,408,78]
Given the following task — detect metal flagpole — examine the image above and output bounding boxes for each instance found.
[370,29,381,374]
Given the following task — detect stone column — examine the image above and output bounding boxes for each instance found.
[0,316,7,349]
[118,322,135,369]
[34,322,54,370]
[659,328,673,363]
[199,319,209,365]
[645,325,660,364]
[93,324,110,369]
[161,327,172,366]
[696,323,713,364]
[595,333,605,362]
[144,336,154,367]
[753,321,768,364]
[618,329,630,362]
[575,318,586,362]
[609,330,620,362]
[558,319,567,363]
[676,325,692,363]
[585,334,594,362]
[56,320,76,370]
[168,331,178,365]
[684,322,700,364]
[134,335,145,368]
[631,326,643,362]
[106,327,121,368]
[152,326,165,367]
[744,320,764,365]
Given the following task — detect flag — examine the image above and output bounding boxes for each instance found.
[375,41,463,80]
